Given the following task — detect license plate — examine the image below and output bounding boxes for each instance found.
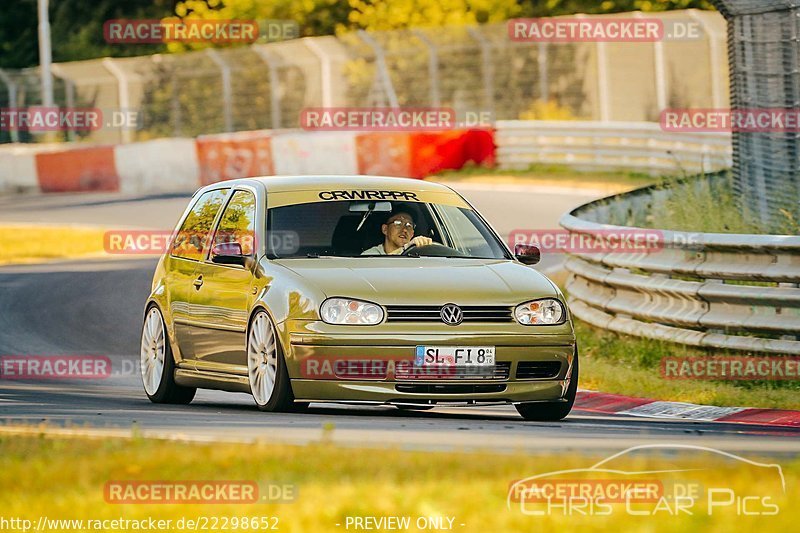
[414,346,495,367]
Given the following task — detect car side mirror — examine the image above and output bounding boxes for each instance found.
[211,242,251,267]
[514,243,540,265]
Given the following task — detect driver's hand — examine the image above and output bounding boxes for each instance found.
[408,236,432,248]
[392,236,434,254]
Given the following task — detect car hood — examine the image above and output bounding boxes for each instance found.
[273,257,558,306]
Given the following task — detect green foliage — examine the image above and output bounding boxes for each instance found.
[517,0,716,17]
[2,0,718,68]
[345,0,521,31]
[0,0,174,69]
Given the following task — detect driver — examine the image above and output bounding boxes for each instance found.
[361,210,433,255]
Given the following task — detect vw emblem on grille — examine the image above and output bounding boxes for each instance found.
[440,304,463,326]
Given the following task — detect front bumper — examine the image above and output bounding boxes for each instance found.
[291,379,569,404]
[284,324,576,403]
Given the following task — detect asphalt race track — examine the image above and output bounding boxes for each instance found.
[1,183,799,456]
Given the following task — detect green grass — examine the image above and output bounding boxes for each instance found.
[635,173,800,235]
[1,433,798,532]
[575,319,800,410]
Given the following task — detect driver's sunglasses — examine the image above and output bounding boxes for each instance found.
[389,220,416,231]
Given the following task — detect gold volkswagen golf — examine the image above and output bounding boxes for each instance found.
[140,176,578,421]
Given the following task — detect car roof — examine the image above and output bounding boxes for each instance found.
[201,175,458,195]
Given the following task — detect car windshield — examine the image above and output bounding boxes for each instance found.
[266,200,509,259]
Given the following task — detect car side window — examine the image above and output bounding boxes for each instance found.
[434,205,506,258]
[171,189,229,261]
[212,190,257,257]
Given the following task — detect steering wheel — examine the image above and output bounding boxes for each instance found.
[400,243,464,257]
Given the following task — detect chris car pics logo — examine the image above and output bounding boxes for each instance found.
[507,444,784,517]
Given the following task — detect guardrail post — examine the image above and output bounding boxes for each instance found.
[102,57,133,143]
[253,46,283,129]
[205,49,234,133]
[412,30,441,108]
[357,30,399,109]
[0,68,19,142]
[467,27,495,116]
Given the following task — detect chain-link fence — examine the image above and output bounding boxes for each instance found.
[712,0,800,232]
[0,10,727,146]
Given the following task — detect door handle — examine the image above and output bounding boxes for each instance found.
[193,275,204,289]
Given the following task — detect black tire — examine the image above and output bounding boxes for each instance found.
[515,349,578,422]
[141,305,196,405]
[247,310,297,412]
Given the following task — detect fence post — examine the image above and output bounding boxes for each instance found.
[102,57,133,143]
[412,30,441,108]
[634,12,667,113]
[51,64,76,142]
[689,10,725,108]
[304,37,334,108]
[0,68,19,142]
[467,27,495,116]
[205,49,234,133]
[253,46,283,130]
[596,41,611,121]
[358,30,400,109]
[538,42,549,102]
[171,70,182,137]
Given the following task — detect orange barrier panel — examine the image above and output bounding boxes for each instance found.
[355,132,412,177]
[195,131,274,186]
[35,146,120,192]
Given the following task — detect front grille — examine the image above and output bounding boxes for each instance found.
[385,305,513,323]
[395,361,511,381]
[516,361,563,379]
[395,384,506,394]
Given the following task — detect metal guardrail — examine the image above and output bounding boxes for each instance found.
[559,175,800,355]
[496,120,732,175]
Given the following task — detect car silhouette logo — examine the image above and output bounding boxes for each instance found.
[440,304,463,325]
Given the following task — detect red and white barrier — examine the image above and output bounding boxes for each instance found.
[116,138,199,193]
[0,128,496,194]
[0,144,64,193]
[272,131,359,175]
[576,390,800,428]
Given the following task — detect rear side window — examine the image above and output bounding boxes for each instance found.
[213,190,257,257]
[171,189,229,261]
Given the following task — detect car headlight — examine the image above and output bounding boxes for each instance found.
[320,298,384,325]
[514,298,566,325]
